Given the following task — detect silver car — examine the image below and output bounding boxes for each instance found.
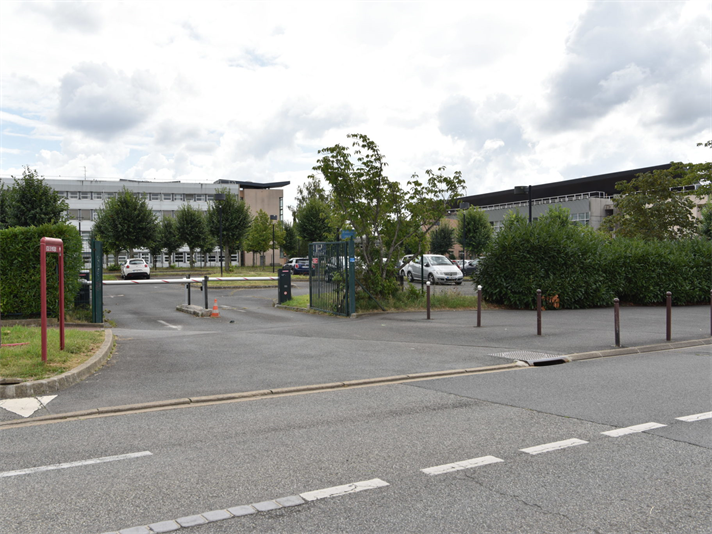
[121,258,151,280]
[403,254,463,285]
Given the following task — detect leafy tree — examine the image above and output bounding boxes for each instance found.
[699,203,712,240]
[5,167,68,227]
[244,209,273,267]
[282,221,300,258]
[160,216,183,266]
[457,207,492,259]
[601,164,698,240]
[197,222,217,268]
[313,133,465,297]
[0,183,9,229]
[146,222,165,268]
[176,203,208,268]
[289,174,330,215]
[294,196,332,244]
[93,187,158,260]
[429,224,454,256]
[206,188,252,271]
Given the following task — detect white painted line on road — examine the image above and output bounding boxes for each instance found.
[158,320,182,330]
[676,411,712,422]
[520,438,588,455]
[0,395,57,418]
[0,451,152,478]
[422,455,503,475]
[602,422,666,437]
[300,478,389,502]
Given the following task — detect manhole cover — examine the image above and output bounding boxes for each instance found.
[489,351,568,366]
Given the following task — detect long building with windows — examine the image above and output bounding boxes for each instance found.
[0,176,289,267]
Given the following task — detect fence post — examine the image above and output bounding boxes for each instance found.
[614,298,620,347]
[666,291,672,341]
[709,290,711,337]
[204,275,209,310]
[426,281,431,320]
[536,289,542,336]
[477,285,482,327]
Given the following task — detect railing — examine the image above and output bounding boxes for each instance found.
[475,191,610,212]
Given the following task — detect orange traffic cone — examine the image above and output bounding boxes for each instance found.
[211,298,220,318]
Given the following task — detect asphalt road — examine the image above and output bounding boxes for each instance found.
[1,282,710,533]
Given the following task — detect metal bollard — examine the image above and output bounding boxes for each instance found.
[203,275,209,310]
[536,289,542,336]
[614,298,620,347]
[426,281,431,320]
[666,291,672,341]
[709,290,711,337]
[185,273,191,305]
[477,285,482,327]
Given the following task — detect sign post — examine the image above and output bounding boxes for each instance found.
[40,237,65,362]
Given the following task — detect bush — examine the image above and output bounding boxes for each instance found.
[475,209,712,309]
[0,224,83,317]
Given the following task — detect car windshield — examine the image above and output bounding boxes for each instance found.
[428,256,452,265]
[129,260,144,265]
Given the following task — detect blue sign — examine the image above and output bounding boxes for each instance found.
[340,230,356,240]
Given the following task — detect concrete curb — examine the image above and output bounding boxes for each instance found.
[0,362,523,426]
[0,329,114,400]
[176,304,212,317]
[566,337,711,361]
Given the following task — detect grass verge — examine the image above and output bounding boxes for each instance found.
[0,326,104,381]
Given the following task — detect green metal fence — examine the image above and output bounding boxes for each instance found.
[309,240,356,316]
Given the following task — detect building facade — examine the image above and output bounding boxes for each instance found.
[0,177,289,267]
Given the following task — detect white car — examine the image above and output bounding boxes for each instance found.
[403,254,463,285]
[121,258,151,280]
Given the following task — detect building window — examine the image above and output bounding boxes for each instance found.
[80,191,91,200]
[68,191,79,199]
[279,197,283,221]
[93,192,103,200]
[206,194,214,201]
[570,212,590,225]
[150,193,161,201]
[174,193,183,201]
[164,193,173,201]
[194,194,205,202]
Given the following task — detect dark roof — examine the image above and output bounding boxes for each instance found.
[458,164,672,207]
[213,179,290,189]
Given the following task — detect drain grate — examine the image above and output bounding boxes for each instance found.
[489,351,569,366]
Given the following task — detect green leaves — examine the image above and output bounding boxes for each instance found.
[93,187,157,255]
[4,167,68,228]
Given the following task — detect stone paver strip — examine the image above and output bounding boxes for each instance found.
[276,495,306,507]
[176,515,208,527]
[202,509,233,522]
[252,500,281,512]
[226,504,257,517]
[146,520,180,533]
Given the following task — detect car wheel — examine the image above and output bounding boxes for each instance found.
[407,271,414,282]
[428,273,435,285]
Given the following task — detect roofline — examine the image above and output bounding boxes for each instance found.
[213,179,290,189]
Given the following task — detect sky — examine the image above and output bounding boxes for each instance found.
[1,1,710,219]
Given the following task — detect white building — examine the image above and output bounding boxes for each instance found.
[0,177,289,267]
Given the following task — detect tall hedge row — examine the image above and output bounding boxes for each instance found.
[475,215,712,309]
[0,224,83,318]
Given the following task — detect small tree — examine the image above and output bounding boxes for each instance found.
[282,221,300,258]
[294,196,332,244]
[457,207,492,259]
[429,224,454,256]
[146,222,165,268]
[176,204,208,268]
[5,167,68,227]
[160,216,183,266]
[206,188,252,271]
[699,203,712,240]
[244,209,272,268]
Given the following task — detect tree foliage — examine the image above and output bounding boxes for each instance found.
[294,196,332,244]
[282,221,301,258]
[160,216,183,266]
[699,203,712,240]
[176,203,208,268]
[244,209,273,266]
[93,187,157,260]
[313,133,465,297]
[206,188,252,271]
[457,207,492,258]
[602,162,706,240]
[4,167,68,227]
[429,224,454,256]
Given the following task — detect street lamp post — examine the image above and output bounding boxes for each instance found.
[214,194,226,276]
[270,215,278,273]
[459,202,469,268]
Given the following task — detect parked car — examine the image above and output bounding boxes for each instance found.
[121,258,150,280]
[286,257,310,275]
[403,254,463,285]
[396,254,414,276]
[454,259,479,276]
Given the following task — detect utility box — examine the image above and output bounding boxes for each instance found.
[278,268,292,304]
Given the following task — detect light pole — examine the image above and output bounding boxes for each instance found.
[214,194,225,276]
[514,185,532,224]
[270,214,278,273]
[459,202,469,268]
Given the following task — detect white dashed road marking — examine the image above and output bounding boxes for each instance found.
[0,395,57,417]
[0,451,152,478]
[300,478,390,501]
[157,320,182,330]
[422,455,504,476]
[676,411,712,422]
[520,438,588,455]
[602,422,666,437]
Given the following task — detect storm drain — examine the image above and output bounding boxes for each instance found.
[489,351,569,366]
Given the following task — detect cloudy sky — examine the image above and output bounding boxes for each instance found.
[1,1,710,217]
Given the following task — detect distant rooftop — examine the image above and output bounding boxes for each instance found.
[213,179,290,189]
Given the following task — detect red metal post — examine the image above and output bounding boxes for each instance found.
[40,237,65,362]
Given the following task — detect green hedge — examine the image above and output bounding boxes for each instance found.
[476,214,712,309]
[0,224,83,318]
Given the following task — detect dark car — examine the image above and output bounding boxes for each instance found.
[286,257,310,275]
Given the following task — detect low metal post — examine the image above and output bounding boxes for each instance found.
[477,285,482,327]
[666,291,672,341]
[536,289,542,336]
[614,298,620,347]
[709,290,711,337]
[204,275,209,310]
[426,281,431,320]
[185,274,191,305]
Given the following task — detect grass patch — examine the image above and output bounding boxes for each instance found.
[281,294,310,308]
[0,326,105,381]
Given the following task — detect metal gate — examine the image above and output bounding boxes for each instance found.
[309,240,356,316]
